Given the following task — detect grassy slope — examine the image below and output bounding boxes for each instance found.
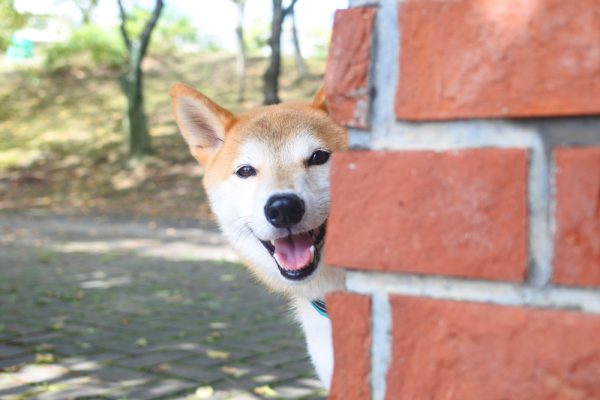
[0,54,326,220]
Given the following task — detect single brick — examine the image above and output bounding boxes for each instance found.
[327,292,371,400]
[387,295,600,400]
[325,149,528,281]
[324,7,376,129]
[553,147,600,286]
[396,0,600,120]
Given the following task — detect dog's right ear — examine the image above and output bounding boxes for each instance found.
[170,83,236,165]
[312,86,328,114]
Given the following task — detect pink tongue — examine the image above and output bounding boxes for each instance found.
[273,233,313,271]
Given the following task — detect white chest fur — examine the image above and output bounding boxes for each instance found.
[294,297,334,389]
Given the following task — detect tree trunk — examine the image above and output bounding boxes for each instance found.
[290,7,309,80]
[75,0,99,25]
[264,0,284,105]
[122,43,150,159]
[117,0,163,159]
[235,1,246,102]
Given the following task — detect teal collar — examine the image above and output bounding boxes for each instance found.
[311,299,328,318]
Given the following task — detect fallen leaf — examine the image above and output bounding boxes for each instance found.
[155,363,172,372]
[194,385,214,399]
[51,322,64,331]
[34,353,57,364]
[206,349,230,360]
[254,385,278,397]
[209,322,227,329]
[221,366,247,378]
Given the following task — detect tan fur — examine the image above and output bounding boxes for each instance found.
[170,83,347,190]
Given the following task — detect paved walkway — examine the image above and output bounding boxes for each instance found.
[0,213,325,400]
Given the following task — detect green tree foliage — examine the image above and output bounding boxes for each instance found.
[0,0,28,50]
[44,25,125,70]
[124,6,197,54]
[42,8,198,71]
[245,23,269,55]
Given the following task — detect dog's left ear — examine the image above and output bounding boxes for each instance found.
[312,86,328,113]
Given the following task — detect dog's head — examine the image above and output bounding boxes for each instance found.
[170,84,347,298]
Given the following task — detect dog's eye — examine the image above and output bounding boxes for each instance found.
[307,150,331,166]
[235,165,256,178]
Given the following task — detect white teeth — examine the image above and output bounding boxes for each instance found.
[309,245,315,262]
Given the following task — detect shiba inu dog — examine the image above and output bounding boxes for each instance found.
[170,84,347,388]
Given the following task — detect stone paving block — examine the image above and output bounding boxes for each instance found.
[0,354,35,371]
[157,362,225,384]
[255,349,311,368]
[214,337,285,354]
[44,339,98,356]
[120,378,196,400]
[116,351,192,369]
[94,338,153,355]
[0,345,27,359]
[276,359,319,376]
[175,388,262,400]
[222,366,308,390]
[13,364,69,384]
[176,355,234,370]
[177,347,257,369]
[0,323,46,337]
[272,377,326,399]
[0,333,13,342]
[0,373,37,399]
[136,340,208,355]
[34,376,114,400]
[58,351,126,367]
[87,365,152,387]
[12,332,65,346]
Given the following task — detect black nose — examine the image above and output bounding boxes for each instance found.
[264,194,305,228]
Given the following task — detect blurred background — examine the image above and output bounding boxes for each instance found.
[0,0,346,221]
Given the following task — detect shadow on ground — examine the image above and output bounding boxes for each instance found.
[0,213,326,400]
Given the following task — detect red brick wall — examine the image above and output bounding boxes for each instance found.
[324,2,600,399]
[395,0,600,120]
[553,148,600,286]
[328,293,371,400]
[325,7,375,129]
[326,149,529,281]
[385,296,600,400]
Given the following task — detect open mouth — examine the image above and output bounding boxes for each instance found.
[260,222,326,281]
